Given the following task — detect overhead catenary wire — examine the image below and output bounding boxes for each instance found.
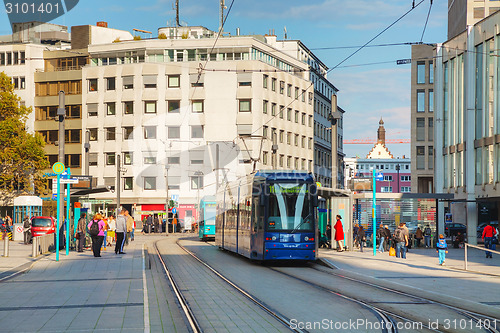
[420,0,433,43]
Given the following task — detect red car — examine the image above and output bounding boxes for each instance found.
[31,216,56,237]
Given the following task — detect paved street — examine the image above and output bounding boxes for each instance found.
[0,236,499,332]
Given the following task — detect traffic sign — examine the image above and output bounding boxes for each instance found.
[172,207,177,215]
[52,162,65,174]
[52,194,57,200]
[60,178,78,184]
[375,172,384,181]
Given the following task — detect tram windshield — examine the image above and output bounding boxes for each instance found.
[203,203,216,226]
[267,183,313,232]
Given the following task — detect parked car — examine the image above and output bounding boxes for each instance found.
[444,223,466,237]
[30,216,56,237]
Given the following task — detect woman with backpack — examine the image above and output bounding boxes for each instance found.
[88,213,106,257]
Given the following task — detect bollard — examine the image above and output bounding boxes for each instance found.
[3,233,9,257]
[32,236,38,258]
[148,225,151,234]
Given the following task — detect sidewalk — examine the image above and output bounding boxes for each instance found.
[319,245,500,314]
[0,233,187,332]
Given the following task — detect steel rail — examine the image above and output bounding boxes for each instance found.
[153,241,202,333]
[175,239,309,333]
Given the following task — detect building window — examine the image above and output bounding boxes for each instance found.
[89,128,98,141]
[168,156,180,164]
[429,61,434,84]
[192,100,204,113]
[287,156,291,168]
[287,108,292,121]
[124,177,133,190]
[417,146,425,170]
[417,90,425,112]
[239,99,251,112]
[106,153,116,165]
[428,90,434,112]
[271,78,276,91]
[428,146,434,170]
[123,152,133,165]
[144,155,156,164]
[144,177,156,190]
[302,90,305,102]
[417,62,425,84]
[295,110,299,123]
[144,101,156,114]
[295,87,299,99]
[168,75,180,88]
[287,84,292,97]
[106,77,115,90]
[428,118,433,141]
[271,103,276,116]
[262,151,268,165]
[279,81,284,94]
[401,186,411,193]
[88,79,98,92]
[279,155,284,167]
[87,103,98,117]
[287,132,291,145]
[279,106,284,119]
[294,134,299,146]
[302,113,306,125]
[381,186,393,193]
[123,76,134,89]
[263,75,268,88]
[168,126,180,139]
[123,101,133,115]
[106,127,116,140]
[191,176,203,189]
[239,81,251,87]
[191,125,204,139]
[168,100,180,113]
[88,153,98,166]
[123,127,133,140]
[263,100,268,114]
[143,75,157,88]
[416,117,425,141]
[401,175,411,181]
[383,175,393,181]
[144,126,156,139]
[106,102,116,115]
[263,126,268,138]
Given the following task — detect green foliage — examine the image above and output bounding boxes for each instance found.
[133,35,142,40]
[158,33,167,39]
[0,72,49,197]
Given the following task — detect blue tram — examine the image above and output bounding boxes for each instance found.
[215,171,318,261]
[198,196,216,241]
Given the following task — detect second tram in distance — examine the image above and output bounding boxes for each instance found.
[215,170,318,261]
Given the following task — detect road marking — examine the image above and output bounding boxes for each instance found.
[142,244,150,333]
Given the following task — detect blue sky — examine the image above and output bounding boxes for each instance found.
[1,0,448,158]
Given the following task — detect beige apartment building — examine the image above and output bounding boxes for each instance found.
[448,0,500,39]
[82,27,315,219]
[410,44,435,193]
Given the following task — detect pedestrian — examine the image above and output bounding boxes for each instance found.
[88,214,105,257]
[353,224,359,248]
[318,229,328,248]
[424,225,432,248]
[436,234,448,265]
[76,212,87,252]
[482,222,496,258]
[334,215,344,252]
[101,216,109,251]
[384,225,392,251]
[394,222,409,259]
[415,227,423,248]
[125,210,134,244]
[115,209,127,254]
[357,225,365,252]
[453,232,464,248]
[23,216,31,245]
[146,214,153,234]
[376,224,385,253]
[107,215,116,246]
[154,214,160,233]
[326,224,332,248]
[131,219,136,241]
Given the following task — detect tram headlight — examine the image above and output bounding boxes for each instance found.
[304,236,309,241]
[271,236,277,241]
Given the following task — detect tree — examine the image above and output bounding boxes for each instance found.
[0,72,48,199]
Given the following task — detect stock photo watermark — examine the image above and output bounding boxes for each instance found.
[4,0,80,29]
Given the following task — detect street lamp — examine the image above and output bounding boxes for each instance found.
[395,164,401,193]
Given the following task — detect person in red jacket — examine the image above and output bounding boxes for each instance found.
[482,222,496,258]
[334,215,345,252]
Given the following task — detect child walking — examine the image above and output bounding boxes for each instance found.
[436,234,448,265]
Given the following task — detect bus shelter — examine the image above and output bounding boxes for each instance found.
[318,188,353,250]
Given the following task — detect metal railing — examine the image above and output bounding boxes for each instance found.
[32,234,55,258]
[464,243,500,271]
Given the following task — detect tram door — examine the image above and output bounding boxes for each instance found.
[250,196,264,259]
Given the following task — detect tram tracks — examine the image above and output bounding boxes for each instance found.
[308,263,500,333]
